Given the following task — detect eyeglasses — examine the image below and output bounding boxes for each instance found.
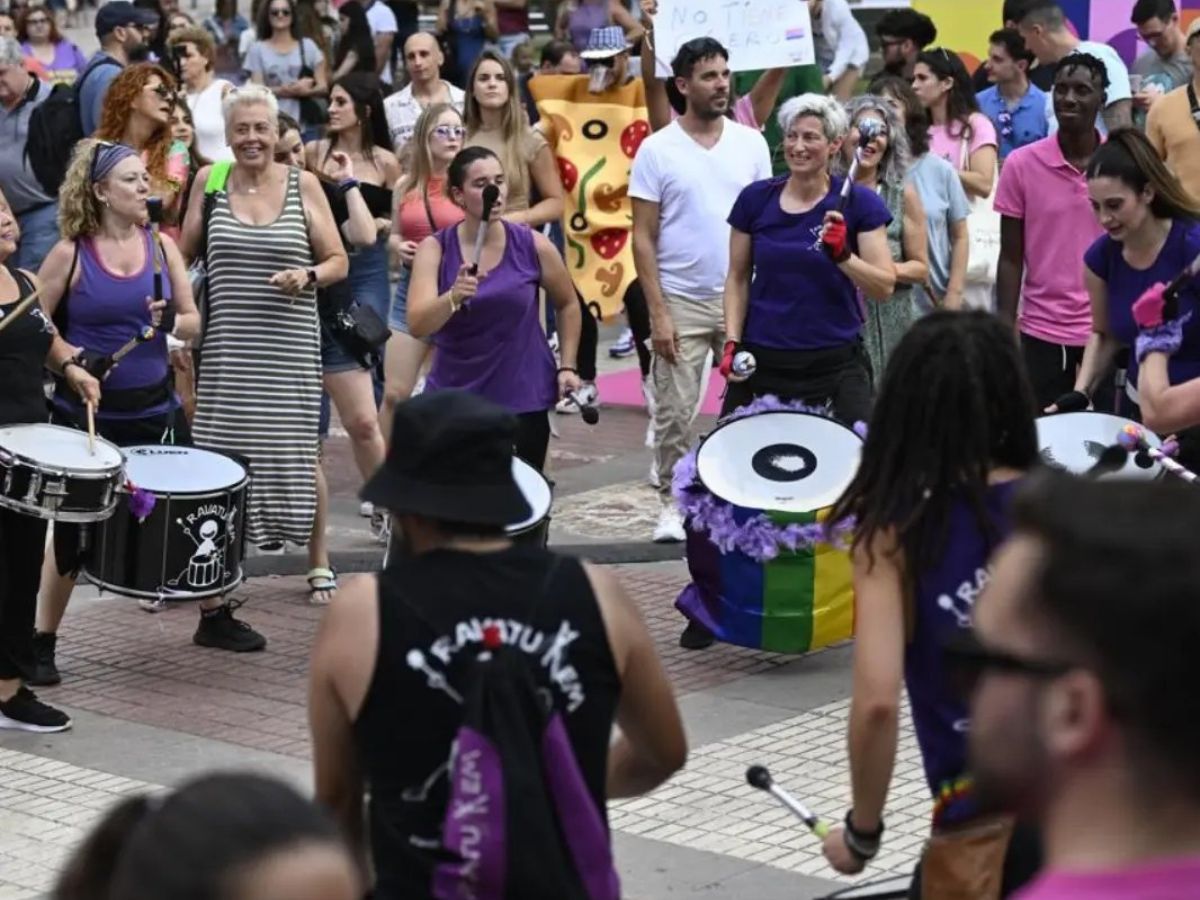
[432,124,465,140]
[943,631,1073,700]
[997,109,1013,139]
[25,16,49,25]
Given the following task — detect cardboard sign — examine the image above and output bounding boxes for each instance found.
[653,0,816,76]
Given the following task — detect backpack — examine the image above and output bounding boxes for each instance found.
[25,56,122,195]
[386,562,621,900]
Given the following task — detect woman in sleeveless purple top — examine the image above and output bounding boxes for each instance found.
[408,146,583,470]
[822,312,1042,895]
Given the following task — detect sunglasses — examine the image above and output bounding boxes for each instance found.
[944,631,1073,700]
[89,139,117,183]
[997,109,1013,138]
[432,124,465,140]
[146,83,172,99]
[269,7,292,17]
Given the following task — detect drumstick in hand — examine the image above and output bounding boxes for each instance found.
[86,401,96,456]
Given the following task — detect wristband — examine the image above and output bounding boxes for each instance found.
[338,178,360,193]
[557,366,578,375]
[842,810,883,862]
[160,308,177,335]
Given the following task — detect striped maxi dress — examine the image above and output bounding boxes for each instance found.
[192,166,320,548]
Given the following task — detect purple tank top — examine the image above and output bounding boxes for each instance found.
[905,478,1020,828]
[429,221,556,414]
[56,230,174,419]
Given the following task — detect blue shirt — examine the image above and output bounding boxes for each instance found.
[1085,219,1200,392]
[907,479,1020,827]
[727,175,891,350]
[976,83,1049,161]
[78,52,123,136]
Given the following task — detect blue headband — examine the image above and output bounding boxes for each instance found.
[92,142,139,182]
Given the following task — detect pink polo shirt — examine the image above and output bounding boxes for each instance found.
[993,134,1101,346]
[1014,856,1200,900]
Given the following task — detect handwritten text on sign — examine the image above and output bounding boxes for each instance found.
[653,0,815,76]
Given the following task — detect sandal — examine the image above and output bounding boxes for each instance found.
[306,567,338,605]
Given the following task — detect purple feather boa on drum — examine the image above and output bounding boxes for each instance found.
[671,395,858,563]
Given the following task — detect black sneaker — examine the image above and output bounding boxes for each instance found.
[679,619,716,650]
[27,631,61,687]
[193,603,267,653]
[0,687,72,733]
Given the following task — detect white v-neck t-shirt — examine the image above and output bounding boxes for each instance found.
[630,118,772,299]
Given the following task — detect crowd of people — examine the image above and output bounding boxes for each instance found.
[2,0,1200,898]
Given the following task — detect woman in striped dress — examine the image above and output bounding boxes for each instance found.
[181,85,347,552]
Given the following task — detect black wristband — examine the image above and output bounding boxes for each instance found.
[160,308,176,335]
[557,366,578,375]
[842,810,883,862]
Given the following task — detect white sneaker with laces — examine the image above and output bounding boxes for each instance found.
[653,504,686,543]
[555,381,598,414]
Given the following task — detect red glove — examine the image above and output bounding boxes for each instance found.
[1132,281,1169,329]
[821,217,850,263]
[719,340,738,378]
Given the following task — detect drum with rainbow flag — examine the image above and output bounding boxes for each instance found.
[672,401,860,655]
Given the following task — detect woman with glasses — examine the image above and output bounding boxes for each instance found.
[837,95,928,378]
[278,111,384,601]
[721,94,895,424]
[94,63,191,239]
[168,25,235,163]
[246,0,327,137]
[16,5,84,85]
[27,140,218,685]
[822,311,1042,897]
[407,146,582,471]
[381,103,465,432]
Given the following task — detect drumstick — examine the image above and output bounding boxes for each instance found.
[837,119,883,213]
[746,765,830,838]
[86,401,96,456]
[1162,248,1200,320]
[1117,424,1200,483]
[110,326,158,365]
[0,283,43,336]
[469,185,501,276]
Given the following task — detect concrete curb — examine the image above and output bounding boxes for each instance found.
[244,542,686,577]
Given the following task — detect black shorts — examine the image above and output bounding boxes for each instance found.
[50,406,192,577]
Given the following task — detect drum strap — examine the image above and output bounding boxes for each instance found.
[58,375,171,414]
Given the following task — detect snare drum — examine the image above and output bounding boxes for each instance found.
[85,446,249,601]
[0,424,124,522]
[1037,411,1163,480]
[508,457,552,546]
[676,410,861,654]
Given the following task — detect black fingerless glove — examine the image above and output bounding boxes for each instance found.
[76,350,115,379]
[1050,389,1089,413]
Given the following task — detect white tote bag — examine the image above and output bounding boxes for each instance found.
[960,134,1000,310]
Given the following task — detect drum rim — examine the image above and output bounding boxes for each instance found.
[0,495,120,522]
[695,409,863,507]
[0,423,125,470]
[82,566,245,601]
[114,478,251,500]
[119,445,250,493]
[0,447,126,476]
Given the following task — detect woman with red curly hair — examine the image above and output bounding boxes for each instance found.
[95,63,190,237]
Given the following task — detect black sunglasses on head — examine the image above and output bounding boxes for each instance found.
[943,630,1073,700]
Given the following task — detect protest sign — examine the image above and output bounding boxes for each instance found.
[652,0,815,75]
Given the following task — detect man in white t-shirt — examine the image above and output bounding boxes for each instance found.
[1017,0,1132,133]
[362,0,397,89]
[630,36,771,546]
[383,32,465,159]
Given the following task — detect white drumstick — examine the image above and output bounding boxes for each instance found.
[1118,425,1200,483]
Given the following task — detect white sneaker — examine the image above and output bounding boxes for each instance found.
[359,501,374,518]
[556,380,598,414]
[653,504,686,543]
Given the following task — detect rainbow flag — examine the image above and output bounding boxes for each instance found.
[677,506,855,654]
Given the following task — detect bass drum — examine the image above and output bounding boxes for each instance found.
[1036,411,1162,480]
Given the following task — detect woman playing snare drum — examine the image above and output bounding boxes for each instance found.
[822,312,1041,895]
[28,141,260,691]
[721,94,896,425]
[0,186,99,733]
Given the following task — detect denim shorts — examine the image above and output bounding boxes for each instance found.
[388,265,412,334]
[320,320,365,374]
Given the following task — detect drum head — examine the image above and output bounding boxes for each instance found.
[122,446,248,492]
[1036,412,1162,480]
[696,411,862,513]
[0,423,122,470]
[508,458,552,533]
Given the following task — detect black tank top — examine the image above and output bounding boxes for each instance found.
[355,545,621,900]
[0,264,54,427]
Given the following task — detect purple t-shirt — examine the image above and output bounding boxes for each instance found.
[429,221,556,414]
[727,175,891,351]
[1015,857,1200,900]
[1083,219,1200,391]
[906,479,1019,827]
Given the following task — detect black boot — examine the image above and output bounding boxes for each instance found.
[193,603,267,653]
[679,619,715,650]
[27,632,61,687]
